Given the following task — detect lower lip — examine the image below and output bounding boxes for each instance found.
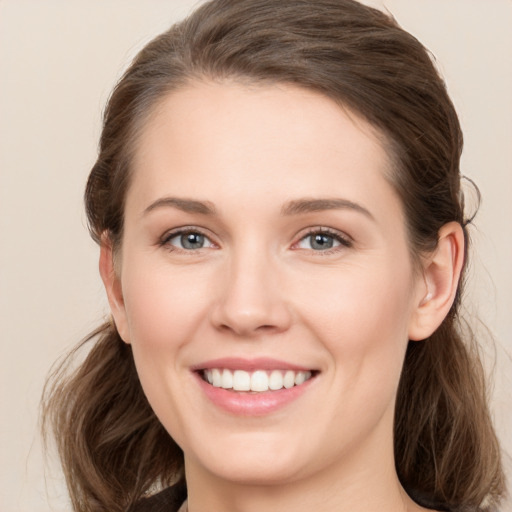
[194,372,315,416]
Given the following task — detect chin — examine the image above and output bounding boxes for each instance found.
[186,430,314,486]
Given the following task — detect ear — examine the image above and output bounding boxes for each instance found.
[99,234,131,343]
[408,222,465,341]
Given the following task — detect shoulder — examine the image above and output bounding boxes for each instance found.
[130,482,187,512]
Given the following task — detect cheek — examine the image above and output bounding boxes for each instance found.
[297,257,414,391]
[118,256,215,440]
[121,256,213,354]
[296,261,415,455]
[306,259,412,329]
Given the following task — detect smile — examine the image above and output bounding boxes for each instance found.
[202,368,314,393]
[193,358,319,415]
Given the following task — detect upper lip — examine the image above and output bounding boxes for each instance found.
[191,357,316,372]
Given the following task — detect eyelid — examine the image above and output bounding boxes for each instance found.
[292,226,353,252]
[159,226,218,251]
[157,225,352,253]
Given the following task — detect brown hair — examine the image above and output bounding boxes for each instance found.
[42,1,506,511]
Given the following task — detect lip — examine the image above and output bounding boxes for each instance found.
[191,357,314,372]
[191,358,318,416]
[194,373,316,416]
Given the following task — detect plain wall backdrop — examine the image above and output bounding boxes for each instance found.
[1,1,511,510]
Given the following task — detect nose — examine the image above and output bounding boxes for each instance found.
[210,248,292,337]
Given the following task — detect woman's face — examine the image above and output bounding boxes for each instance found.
[106,82,427,487]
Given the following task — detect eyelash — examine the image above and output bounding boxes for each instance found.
[159,227,215,253]
[293,227,352,255]
[159,226,352,254]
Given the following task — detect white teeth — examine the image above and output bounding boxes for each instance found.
[268,370,284,390]
[221,369,233,389]
[295,371,311,386]
[283,370,295,389]
[251,370,269,392]
[202,368,314,392]
[212,368,222,387]
[233,370,251,391]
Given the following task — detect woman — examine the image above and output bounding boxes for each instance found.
[43,0,506,511]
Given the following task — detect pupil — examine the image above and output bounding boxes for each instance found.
[312,234,333,250]
[182,233,204,249]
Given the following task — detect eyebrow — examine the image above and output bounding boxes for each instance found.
[281,198,374,220]
[143,197,217,216]
[143,196,374,220]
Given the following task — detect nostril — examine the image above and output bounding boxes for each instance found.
[257,324,278,331]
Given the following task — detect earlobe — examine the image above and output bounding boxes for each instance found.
[408,222,465,341]
[99,234,131,344]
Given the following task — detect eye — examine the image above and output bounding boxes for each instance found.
[162,230,215,251]
[295,229,351,252]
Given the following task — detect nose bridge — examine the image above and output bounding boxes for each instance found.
[212,236,291,336]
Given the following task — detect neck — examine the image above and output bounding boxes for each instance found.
[186,469,411,512]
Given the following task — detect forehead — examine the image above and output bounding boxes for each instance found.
[128,81,400,220]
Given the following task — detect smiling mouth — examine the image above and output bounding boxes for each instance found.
[199,368,316,393]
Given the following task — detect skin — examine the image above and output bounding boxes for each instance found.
[100,81,464,512]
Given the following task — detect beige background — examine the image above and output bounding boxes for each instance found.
[1,1,511,510]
